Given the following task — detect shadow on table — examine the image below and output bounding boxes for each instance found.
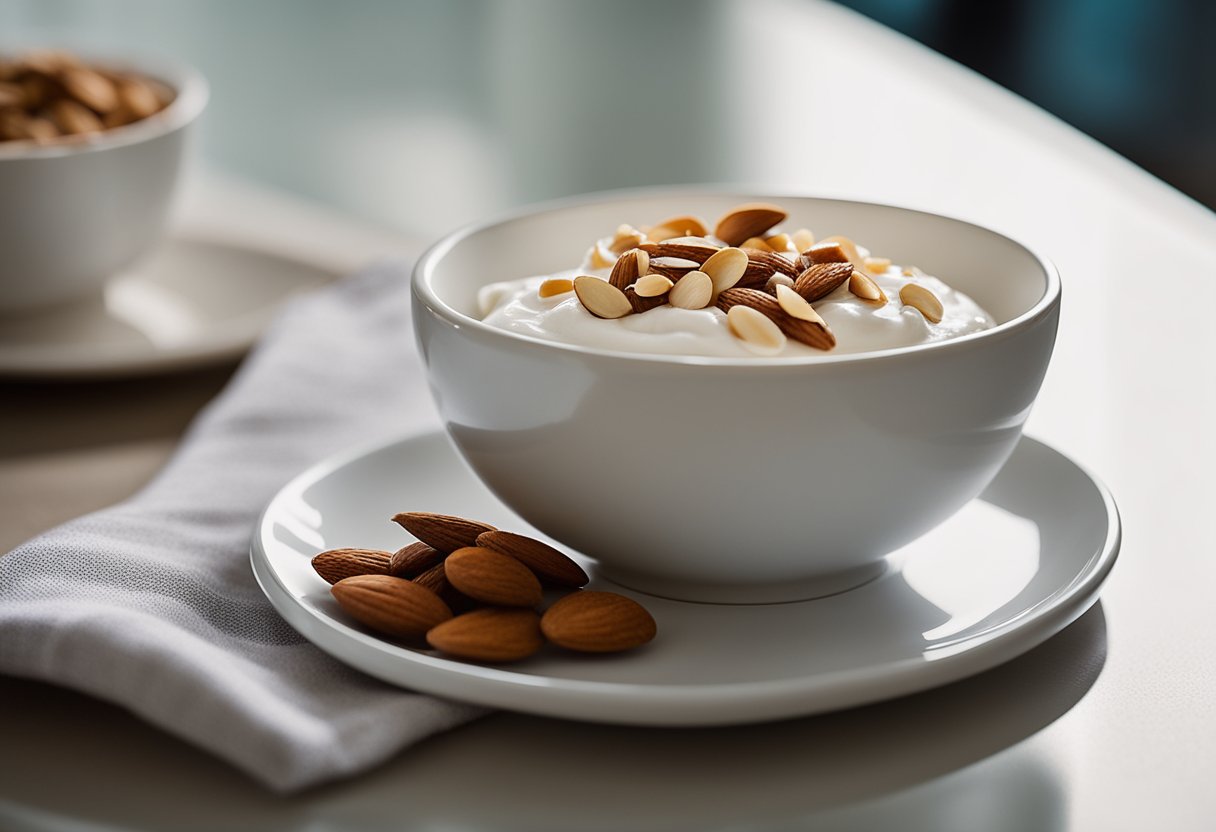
[0,602,1105,832]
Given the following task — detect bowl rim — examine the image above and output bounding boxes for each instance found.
[0,48,209,160]
[413,186,1061,368]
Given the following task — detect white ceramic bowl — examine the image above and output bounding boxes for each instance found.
[0,53,207,313]
[413,190,1060,603]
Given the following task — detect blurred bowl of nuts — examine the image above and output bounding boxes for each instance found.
[0,48,208,313]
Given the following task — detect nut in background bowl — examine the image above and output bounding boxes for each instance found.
[0,48,208,313]
[412,190,1061,604]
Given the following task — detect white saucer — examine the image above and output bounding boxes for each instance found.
[251,432,1119,726]
[0,236,338,378]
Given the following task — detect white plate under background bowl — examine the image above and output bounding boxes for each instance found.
[251,431,1119,726]
[0,236,337,378]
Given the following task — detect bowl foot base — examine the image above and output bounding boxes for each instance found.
[598,559,890,605]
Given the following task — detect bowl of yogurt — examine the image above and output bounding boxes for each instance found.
[412,189,1060,603]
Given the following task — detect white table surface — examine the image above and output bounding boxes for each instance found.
[2,1,1215,829]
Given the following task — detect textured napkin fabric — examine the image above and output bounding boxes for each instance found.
[0,263,485,791]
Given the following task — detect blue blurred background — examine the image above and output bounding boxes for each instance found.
[3,0,1211,236]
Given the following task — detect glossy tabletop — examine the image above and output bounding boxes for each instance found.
[1,1,1214,829]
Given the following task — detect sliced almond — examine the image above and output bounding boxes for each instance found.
[714,203,788,246]
[818,235,866,271]
[766,233,793,252]
[899,283,944,323]
[791,228,816,253]
[793,262,854,302]
[717,288,836,350]
[587,242,615,269]
[740,236,774,252]
[609,248,649,291]
[700,247,749,294]
[574,275,632,319]
[608,224,645,255]
[864,256,892,274]
[903,265,925,277]
[776,284,827,325]
[538,278,574,298]
[668,271,713,309]
[646,225,682,243]
[726,305,787,356]
[849,270,887,304]
[633,273,674,298]
[649,214,708,238]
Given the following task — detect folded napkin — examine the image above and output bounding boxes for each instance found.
[0,263,485,791]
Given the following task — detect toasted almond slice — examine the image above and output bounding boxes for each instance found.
[899,283,943,323]
[726,305,786,355]
[588,242,615,269]
[766,233,793,252]
[792,228,816,253]
[818,235,866,271]
[776,284,826,325]
[538,278,574,298]
[740,236,774,252]
[646,225,682,243]
[609,248,649,290]
[649,214,708,238]
[714,203,788,246]
[700,247,749,294]
[634,273,674,298]
[902,265,925,277]
[849,270,887,304]
[864,256,892,274]
[668,271,713,309]
[609,224,645,255]
[574,275,633,318]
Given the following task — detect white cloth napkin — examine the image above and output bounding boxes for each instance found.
[0,263,485,792]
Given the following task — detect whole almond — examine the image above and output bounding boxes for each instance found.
[49,99,102,135]
[392,512,497,553]
[445,546,543,607]
[649,214,709,238]
[609,248,649,291]
[717,287,836,350]
[900,283,944,323]
[115,77,162,119]
[61,67,119,113]
[644,261,698,281]
[700,246,749,294]
[739,249,801,288]
[389,541,444,577]
[668,271,713,309]
[574,275,633,319]
[541,591,657,653]
[413,562,475,612]
[427,608,544,662]
[714,203,788,246]
[476,530,590,587]
[639,240,719,263]
[331,575,452,639]
[793,262,854,302]
[311,548,392,584]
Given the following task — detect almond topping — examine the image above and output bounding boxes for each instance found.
[717,288,836,350]
[574,275,633,319]
[639,240,720,263]
[776,284,826,325]
[849,270,887,304]
[791,228,816,253]
[608,224,645,255]
[714,203,788,246]
[864,256,892,274]
[633,273,674,298]
[818,235,866,271]
[609,248,649,290]
[649,214,708,238]
[646,225,682,243]
[625,286,667,313]
[700,247,749,294]
[766,233,793,252]
[766,273,795,293]
[740,236,774,252]
[899,283,944,323]
[793,262,854,302]
[538,278,574,298]
[588,242,615,269]
[726,305,787,355]
[668,271,713,309]
[798,240,851,269]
